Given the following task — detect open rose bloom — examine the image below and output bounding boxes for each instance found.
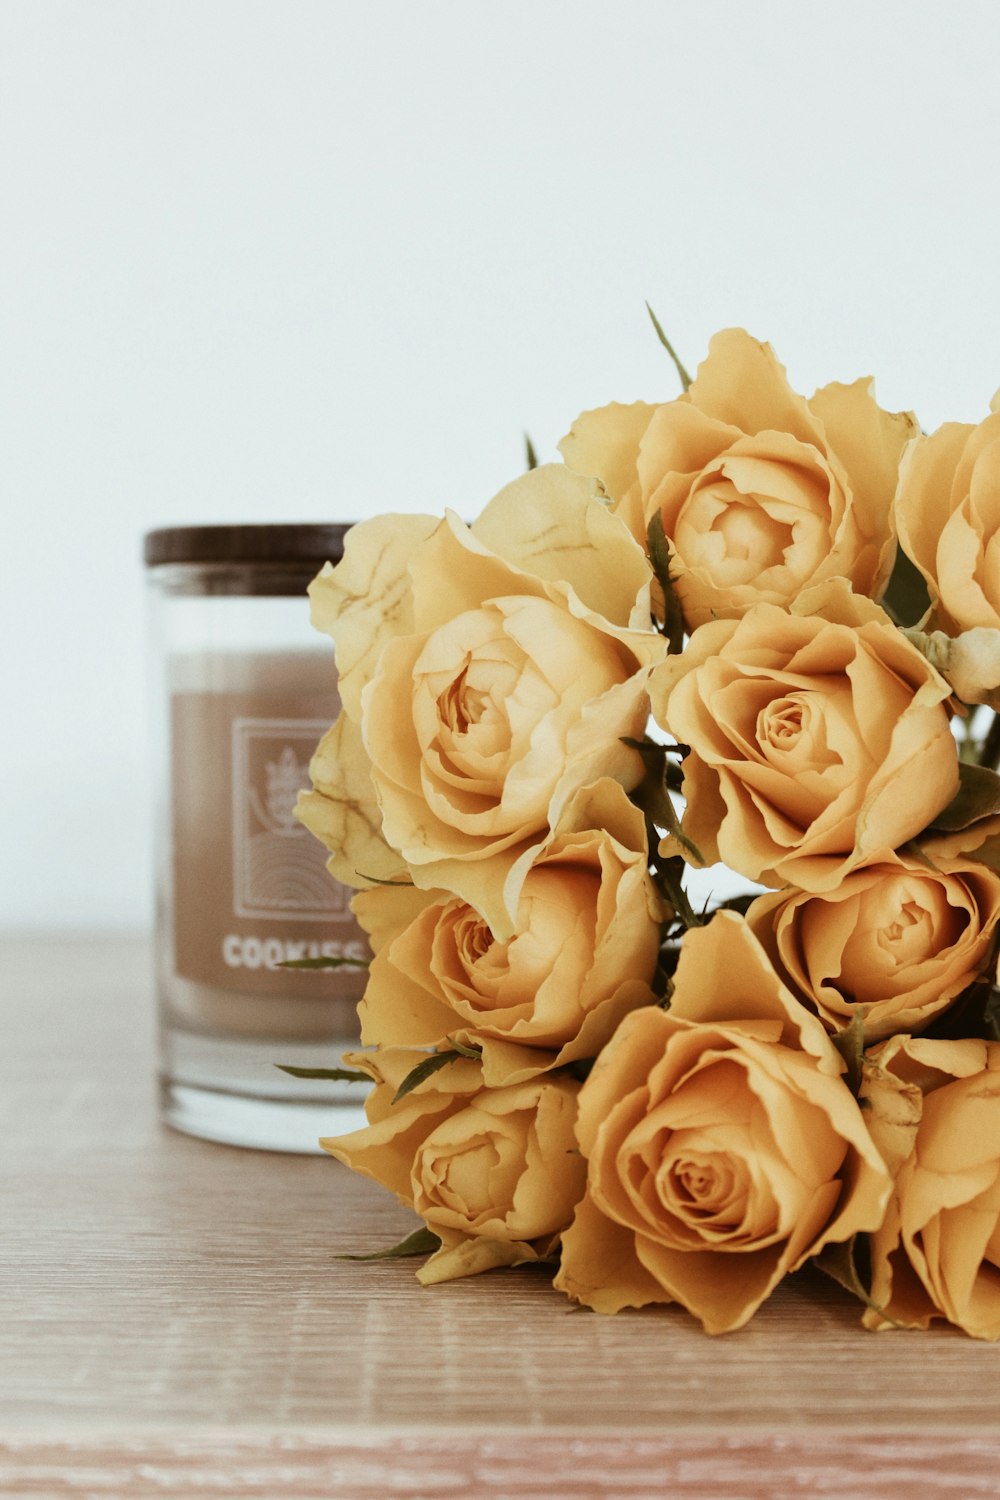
[353,778,666,1085]
[894,398,1000,707]
[297,325,1000,1339]
[560,329,917,630]
[746,854,1000,1042]
[862,1036,1000,1339]
[554,915,890,1333]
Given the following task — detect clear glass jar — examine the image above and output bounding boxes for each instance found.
[144,524,369,1152]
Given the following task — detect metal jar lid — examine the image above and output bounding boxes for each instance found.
[143,523,352,569]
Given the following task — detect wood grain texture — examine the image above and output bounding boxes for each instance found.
[4,1432,1000,1500]
[3,933,1000,1499]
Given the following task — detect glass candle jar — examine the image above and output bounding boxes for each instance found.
[144,524,369,1152]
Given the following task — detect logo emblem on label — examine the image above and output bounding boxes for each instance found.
[231,717,347,921]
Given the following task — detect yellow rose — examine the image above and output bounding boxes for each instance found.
[353,779,666,1085]
[298,464,664,937]
[862,1035,1000,1340]
[650,580,959,892]
[323,1049,585,1284]
[560,328,916,630]
[895,401,1000,636]
[747,855,1000,1042]
[554,914,890,1334]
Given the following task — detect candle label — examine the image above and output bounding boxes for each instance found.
[171,691,369,999]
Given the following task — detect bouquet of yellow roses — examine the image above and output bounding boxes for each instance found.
[296,325,1000,1338]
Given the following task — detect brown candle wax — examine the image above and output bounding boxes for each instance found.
[161,648,367,1043]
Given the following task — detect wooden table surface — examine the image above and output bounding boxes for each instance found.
[3,933,1000,1500]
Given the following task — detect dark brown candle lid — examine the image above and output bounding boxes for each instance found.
[143,523,353,569]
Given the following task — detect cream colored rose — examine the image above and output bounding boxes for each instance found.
[298,465,664,937]
[896,401,1000,637]
[650,580,959,893]
[353,779,666,1086]
[322,1049,585,1284]
[747,855,1000,1042]
[554,913,890,1334]
[560,328,916,629]
[862,1035,1000,1340]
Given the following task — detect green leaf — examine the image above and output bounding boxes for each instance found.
[445,1035,482,1059]
[625,735,703,933]
[620,736,688,761]
[620,735,688,756]
[275,1064,371,1083]
[653,850,703,932]
[927,761,1000,833]
[882,545,931,629]
[340,1226,441,1261]
[279,955,370,970]
[628,746,704,870]
[621,736,685,790]
[831,1010,867,1097]
[620,735,668,756]
[524,432,539,471]
[392,1049,467,1104]
[813,1235,868,1302]
[645,302,692,391]
[355,871,415,886]
[813,1236,906,1328]
[646,512,686,653]
[708,892,759,918]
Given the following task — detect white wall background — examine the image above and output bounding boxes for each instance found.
[3,0,1000,929]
